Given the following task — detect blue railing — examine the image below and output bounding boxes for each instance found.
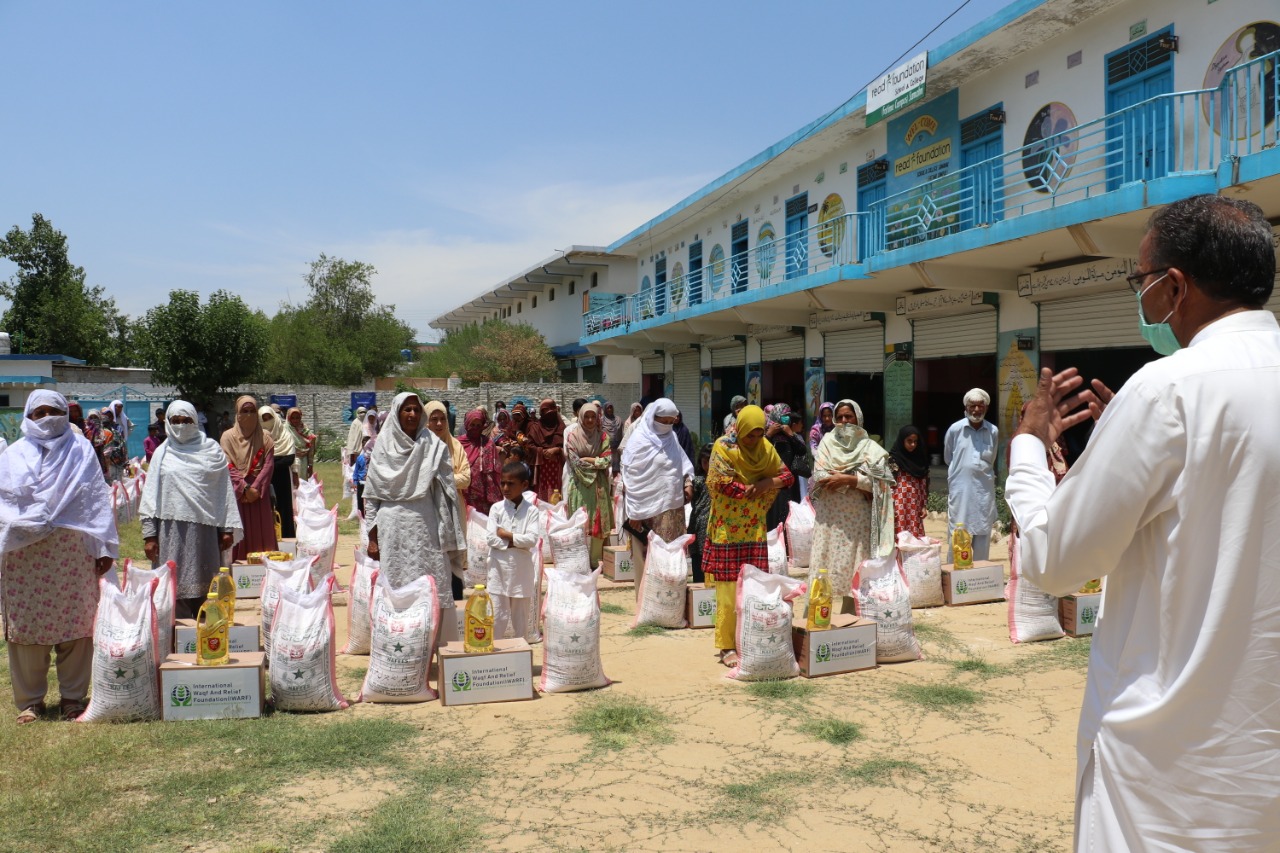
[584,49,1279,339]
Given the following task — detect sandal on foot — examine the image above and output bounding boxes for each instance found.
[722,651,739,668]
[16,708,39,725]
[60,701,87,721]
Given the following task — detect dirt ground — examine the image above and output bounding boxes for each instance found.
[249,514,1085,853]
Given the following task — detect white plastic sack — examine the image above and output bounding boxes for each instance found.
[341,460,354,500]
[359,572,440,703]
[767,524,788,575]
[853,552,922,663]
[726,564,806,681]
[465,506,491,587]
[540,567,609,693]
[1006,531,1064,644]
[341,548,378,655]
[124,558,176,657]
[262,554,318,661]
[296,506,339,587]
[267,574,349,712]
[80,573,162,723]
[633,531,694,629]
[547,507,591,574]
[785,500,815,569]
[897,530,945,608]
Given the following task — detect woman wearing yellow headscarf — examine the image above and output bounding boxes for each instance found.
[425,400,471,600]
[704,405,794,666]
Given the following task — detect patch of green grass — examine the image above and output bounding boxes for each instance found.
[894,682,984,712]
[327,760,481,853]
[599,602,627,616]
[569,695,671,751]
[1020,636,1092,672]
[911,620,965,654]
[625,623,666,637]
[951,657,1007,677]
[798,717,863,745]
[745,679,817,701]
[0,715,420,852]
[842,758,927,787]
[715,770,808,823]
[117,516,146,563]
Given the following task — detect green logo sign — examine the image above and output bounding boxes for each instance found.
[697,600,714,617]
[170,685,192,707]
[815,643,832,663]
[451,671,472,692]
[237,575,251,589]
[956,579,969,595]
[183,641,196,654]
[1081,606,1097,624]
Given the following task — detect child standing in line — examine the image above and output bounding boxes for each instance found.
[486,461,543,643]
[687,444,713,584]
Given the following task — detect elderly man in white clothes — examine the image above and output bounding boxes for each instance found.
[943,386,997,561]
[1007,194,1280,851]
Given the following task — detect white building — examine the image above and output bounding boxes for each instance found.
[435,0,1280,467]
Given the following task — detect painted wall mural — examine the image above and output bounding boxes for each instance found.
[1202,22,1279,138]
[816,194,847,259]
[997,329,1039,476]
[756,223,776,284]
[707,244,726,294]
[670,262,685,307]
[1022,103,1079,194]
[699,373,713,445]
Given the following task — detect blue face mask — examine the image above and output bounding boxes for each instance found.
[1136,273,1182,356]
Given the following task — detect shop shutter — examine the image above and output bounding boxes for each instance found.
[759,336,805,361]
[913,312,997,359]
[640,355,664,374]
[672,352,701,426]
[1039,289,1145,351]
[709,344,745,368]
[824,326,883,373]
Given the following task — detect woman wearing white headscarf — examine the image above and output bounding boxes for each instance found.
[140,401,243,618]
[620,398,694,597]
[808,399,896,611]
[0,390,117,723]
[259,406,297,539]
[364,392,465,612]
[108,399,134,444]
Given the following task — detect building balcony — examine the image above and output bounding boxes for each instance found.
[583,48,1280,344]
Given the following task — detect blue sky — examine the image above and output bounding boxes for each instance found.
[0,0,1011,341]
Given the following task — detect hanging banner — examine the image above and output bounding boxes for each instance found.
[747,364,762,407]
[699,372,713,446]
[804,360,824,435]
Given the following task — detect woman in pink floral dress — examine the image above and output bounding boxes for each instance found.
[888,425,931,540]
[0,390,117,723]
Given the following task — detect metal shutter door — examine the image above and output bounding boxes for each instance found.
[640,356,664,374]
[1040,290,1145,351]
[672,352,701,424]
[824,327,883,373]
[759,336,805,361]
[913,313,996,359]
[710,345,745,367]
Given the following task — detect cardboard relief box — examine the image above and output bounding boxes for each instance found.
[941,561,1005,606]
[160,652,266,721]
[792,614,878,678]
[1059,593,1102,637]
[601,546,635,583]
[437,603,466,646]
[231,562,267,599]
[174,619,261,654]
[686,584,716,629]
[436,639,536,707]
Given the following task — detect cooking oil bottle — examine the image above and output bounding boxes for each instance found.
[274,510,283,540]
[951,523,974,569]
[464,584,495,653]
[807,568,832,631]
[1078,578,1102,595]
[209,566,237,621]
[196,592,230,666]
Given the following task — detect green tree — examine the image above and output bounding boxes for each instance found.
[0,213,129,363]
[260,254,415,385]
[137,290,269,410]
[410,320,557,384]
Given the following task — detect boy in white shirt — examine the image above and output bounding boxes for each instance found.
[486,461,543,643]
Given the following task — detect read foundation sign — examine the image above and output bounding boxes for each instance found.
[868,51,928,126]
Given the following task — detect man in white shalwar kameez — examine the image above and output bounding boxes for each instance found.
[1007,195,1280,852]
[943,388,997,561]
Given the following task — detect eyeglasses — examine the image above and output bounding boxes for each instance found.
[1126,267,1171,293]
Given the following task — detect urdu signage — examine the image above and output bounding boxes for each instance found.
[896,290,986,316]
[1017,258,1136,299]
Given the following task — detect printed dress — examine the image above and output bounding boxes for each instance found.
[0,528,100,646]
[703,444,795,583]
[891,467,929,540]
[808,484,874,599]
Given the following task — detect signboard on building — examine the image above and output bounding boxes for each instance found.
[896,289,986,316]
[867,51,928,126]
[1017,258,1135,299]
